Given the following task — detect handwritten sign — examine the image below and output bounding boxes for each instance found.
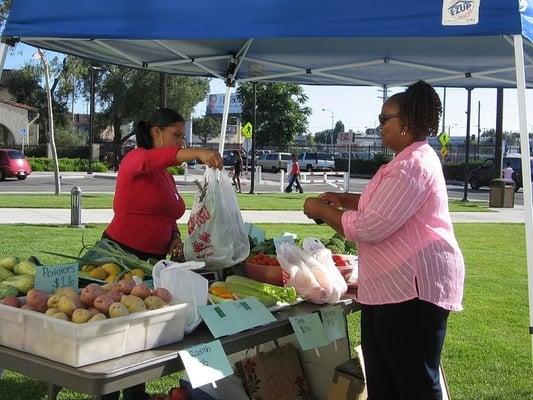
[289,313,329,351]
[34,263,78,293]
[199,297,276,338]
[178,340,233,388]
[320,305,346,343]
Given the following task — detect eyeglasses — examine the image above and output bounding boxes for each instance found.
[378,114,400,125]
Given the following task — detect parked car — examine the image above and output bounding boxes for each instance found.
[256,152,291,172]
[468,154,533,191]
[0,149,32,181]
[298,151,335,171]
[222,149,249,168]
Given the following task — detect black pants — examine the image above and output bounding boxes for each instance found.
[361,299,449,400]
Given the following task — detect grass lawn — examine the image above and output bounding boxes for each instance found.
[0,193,491,212]
[0,223,530,399]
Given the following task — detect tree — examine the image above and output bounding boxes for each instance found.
[193,117,220,144]
[313,120,345,145]
[237,82,310,147]
[73,61,209,169]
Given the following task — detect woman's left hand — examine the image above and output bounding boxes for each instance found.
[303,198,325,220]
[168,236,184,260]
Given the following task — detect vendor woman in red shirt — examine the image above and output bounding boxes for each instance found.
[102,108,222,400]
[304,81,464,400]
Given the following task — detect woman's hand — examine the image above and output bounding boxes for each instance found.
[318,192,344,208]
[303,197,325,220]
[198,149,223,170]
[168,236,184,261]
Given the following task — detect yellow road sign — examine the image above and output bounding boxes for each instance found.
[241,122,253,139]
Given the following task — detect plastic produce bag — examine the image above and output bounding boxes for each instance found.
[276,239,347,304]
[302,237,347,303]
[184,168,250,270]
[152,259,208,334]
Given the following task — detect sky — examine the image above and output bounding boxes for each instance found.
[4,43,533,137]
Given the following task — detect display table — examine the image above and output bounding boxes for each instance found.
[0,299,360,400]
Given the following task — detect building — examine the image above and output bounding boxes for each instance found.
[0,70,40,147]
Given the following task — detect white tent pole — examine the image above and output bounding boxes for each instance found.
[0,43,8,78]
[512,34,533,360]
[218,85,232,155]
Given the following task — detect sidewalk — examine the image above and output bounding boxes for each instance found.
[0,206,526,225]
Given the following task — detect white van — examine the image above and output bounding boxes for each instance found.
[256,152,292,172]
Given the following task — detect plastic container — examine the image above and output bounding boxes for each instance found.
[333,254,358,289]
[0,302,189,367]
[245,259,283,286]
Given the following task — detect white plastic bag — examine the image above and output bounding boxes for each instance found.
[184,168,250,269]
[276,239,347,304]
[302,237,347,303]
[152,259,208,334]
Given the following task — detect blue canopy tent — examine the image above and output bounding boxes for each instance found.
[2,0,533,356]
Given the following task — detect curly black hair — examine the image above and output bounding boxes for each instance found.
[388,81,442,140]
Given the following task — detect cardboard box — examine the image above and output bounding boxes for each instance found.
[327,346,367,400]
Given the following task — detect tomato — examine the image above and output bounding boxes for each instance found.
[169,387,189,400]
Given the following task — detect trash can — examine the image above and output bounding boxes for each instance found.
[489,179,515,208]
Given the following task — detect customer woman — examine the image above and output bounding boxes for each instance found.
[102,108,223,400]
[303,81,464,400]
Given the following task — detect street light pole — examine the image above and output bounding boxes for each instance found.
[322,108,334,153]
[88,65,103,175]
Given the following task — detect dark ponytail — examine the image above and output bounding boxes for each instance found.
[389,80,442,140]
[135,108,185,149]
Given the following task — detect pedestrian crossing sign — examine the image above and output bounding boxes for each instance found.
[241,122,253,139]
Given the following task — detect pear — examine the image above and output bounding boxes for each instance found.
[88,313,107,322]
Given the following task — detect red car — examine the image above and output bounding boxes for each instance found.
[0,149,32,180]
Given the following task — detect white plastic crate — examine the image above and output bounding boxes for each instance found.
[0,303,189,367]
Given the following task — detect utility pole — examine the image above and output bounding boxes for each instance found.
[477,101,481,154]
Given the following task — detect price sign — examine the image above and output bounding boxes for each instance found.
[199,297,276,338]
[34,263,79,293]
[289,313,329,351]
[178,340,233,388]
[320,305,346,342]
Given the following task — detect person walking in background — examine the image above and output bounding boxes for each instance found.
[303,81,464,400]
[231,151,243,193]
[284,154,303,193]
[502,161,514,180]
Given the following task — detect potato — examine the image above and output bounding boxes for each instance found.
[101,283,120,293]
[57,296,78,316]
[45,307,59,316]
[21,304,37,311]
[116,279,135,295]
[51,312,69,321]
[144,296,169,310]
[107,291,123,302]
[152,288,172,304]
[93,294,114,314]
[80,284,103,307]
[26,289,49,313]
[130,284,151,299]
[54,287,79,299]
[108,302,130,318]
[88,313,107,322]
[47,294,60,309]
[87,307,100,317]
[120,295,146,313]
[71,308,92,323]
[2,296,21,308]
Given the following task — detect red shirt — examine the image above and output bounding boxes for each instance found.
[291,161,300,175]
[106,147,186,256]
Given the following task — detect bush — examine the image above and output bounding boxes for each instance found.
[29,158,108,172]
[442,160,484,181]
[167,165,185,175]
[335,155,391,176]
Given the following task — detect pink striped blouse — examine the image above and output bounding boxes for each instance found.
[341,141,464,311]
